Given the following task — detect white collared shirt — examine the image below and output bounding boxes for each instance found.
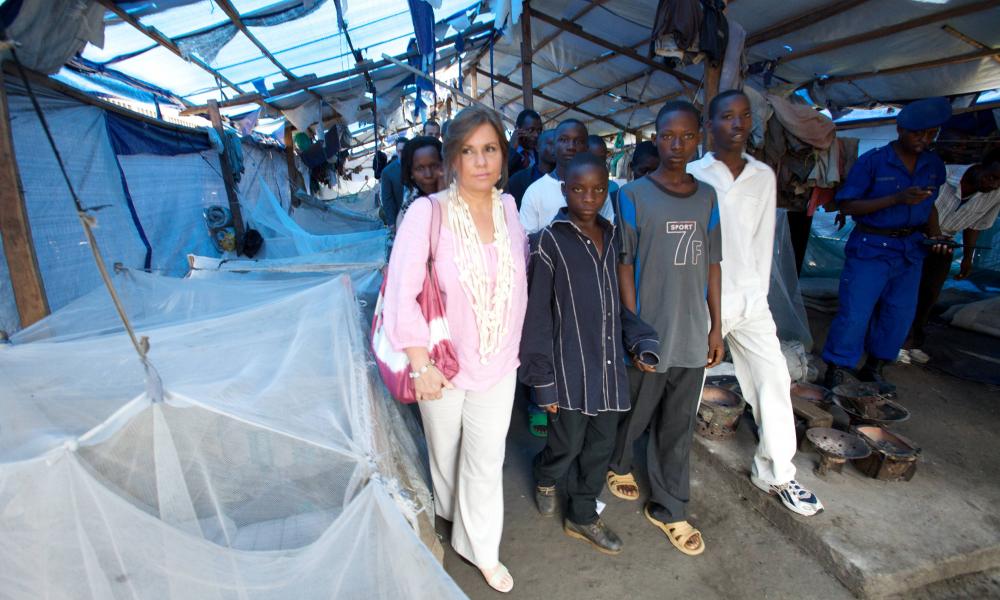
[935,164,1000,236]
[518,172,615,234]
[688,152,777,319]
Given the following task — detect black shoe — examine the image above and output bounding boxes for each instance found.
[823,362,854,389]
[563,517,623,555]
[857,357,888,384]
[535,485,557,517]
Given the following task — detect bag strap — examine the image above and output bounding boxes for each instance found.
[428,195,442,264]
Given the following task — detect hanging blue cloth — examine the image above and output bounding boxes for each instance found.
[407,0,436,104]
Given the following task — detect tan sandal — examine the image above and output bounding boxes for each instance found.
[480,562,513,593]
[606,471,640,500]
[644,505,705,556]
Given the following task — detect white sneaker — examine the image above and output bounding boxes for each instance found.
[750,475,824,517]
[908,348,930,364]
[896,349,911,364]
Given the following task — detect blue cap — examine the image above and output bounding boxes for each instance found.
[897,97,952,131]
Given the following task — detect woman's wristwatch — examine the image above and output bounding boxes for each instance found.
[409,359,436,379]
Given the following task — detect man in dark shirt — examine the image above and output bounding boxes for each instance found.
[508,109,542,177]
[520,153,658,555]
[506,129,555,209]
[379,137,408,228]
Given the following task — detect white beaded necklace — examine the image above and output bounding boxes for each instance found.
[446,182,515,364]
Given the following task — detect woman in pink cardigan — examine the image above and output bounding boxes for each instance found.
[383,106,528,594]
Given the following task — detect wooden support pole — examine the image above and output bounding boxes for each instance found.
[469,63,479,97]
[519,2,534,111]
[527,8,701,87]
[283,125,301,205]
[703,62,722,150]
[207,100,247,255]
[0,72,48,327]
[941,25,1000,65]
[382,54,517,126]
[782,0,1000,62]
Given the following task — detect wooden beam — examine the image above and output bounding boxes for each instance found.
[582,90,686,129]
[207,100,247,255]
[2,61,205,137]
[386,55,517,126]
[746,0,872,46]
[782,0,1000,62]
[475,67,634,133]
[546,67,656,121]
[527,8,701,87]
[495,0,610,86]
[179,94,263,116]
[182,22,494,116]
[519,2,534,111]
[98,0,245,94]
[820,47,1000,85]
[499,37,651,111]
[0,70,48,327]
[835,99,1000,130]
[212,0,296,80]
[941,25,1000,65]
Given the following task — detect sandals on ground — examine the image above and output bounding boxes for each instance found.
[606,470,640,500]
[644,505,705,556]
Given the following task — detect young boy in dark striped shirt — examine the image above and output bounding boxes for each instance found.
[519,153,659,555]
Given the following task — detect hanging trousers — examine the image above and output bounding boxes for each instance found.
[418,371,516,568]
[534,408,619,525]
[608,366,705,523]
[723,308,797,485]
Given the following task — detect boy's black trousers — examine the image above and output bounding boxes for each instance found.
[607,365,706,524]
[534,408,618,525]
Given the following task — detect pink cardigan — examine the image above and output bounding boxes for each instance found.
[383,193,529,392]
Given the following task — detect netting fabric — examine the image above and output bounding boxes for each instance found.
[0,272,463,599]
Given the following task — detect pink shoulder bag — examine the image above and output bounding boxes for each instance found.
[370,197,459,403]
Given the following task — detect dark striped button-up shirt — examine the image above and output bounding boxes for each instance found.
[518,209,659,415]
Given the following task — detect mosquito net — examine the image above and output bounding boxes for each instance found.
[0,272,462,599]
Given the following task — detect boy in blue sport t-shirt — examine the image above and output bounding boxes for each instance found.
[606,101,724,557]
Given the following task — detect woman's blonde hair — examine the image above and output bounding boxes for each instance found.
[442,106,510,190]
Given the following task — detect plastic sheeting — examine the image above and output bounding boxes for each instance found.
[769,209,813,350]
[0,273,463,599]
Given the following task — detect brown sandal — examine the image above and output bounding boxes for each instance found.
[606,471,640,500]
[644,505,705,556]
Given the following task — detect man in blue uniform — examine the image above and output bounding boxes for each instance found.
[823,97,953,388]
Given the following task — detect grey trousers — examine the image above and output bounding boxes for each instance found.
[608,366,706,523]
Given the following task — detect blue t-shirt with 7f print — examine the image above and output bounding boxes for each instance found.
[617,176,722,370]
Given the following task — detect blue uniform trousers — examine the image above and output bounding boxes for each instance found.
[822,234,924,367]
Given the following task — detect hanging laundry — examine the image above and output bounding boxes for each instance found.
[719,18,746,91]
[765,92,836,150]
[698,0,729,65]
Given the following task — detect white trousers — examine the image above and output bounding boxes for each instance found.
[722,309,797,484]
[418,371,516,568]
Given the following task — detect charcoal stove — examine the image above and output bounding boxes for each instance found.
[805,427,870,476]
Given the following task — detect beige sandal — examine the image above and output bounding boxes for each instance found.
[644,505,705,556]
[606,471,640,500]
[480,562,513,593]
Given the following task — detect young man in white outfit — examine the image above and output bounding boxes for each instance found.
[520,119,615,234]
[687,90,824,517]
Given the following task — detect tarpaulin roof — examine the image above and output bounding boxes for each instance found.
[8,0,1000,145]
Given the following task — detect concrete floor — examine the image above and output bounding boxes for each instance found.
[436,310,1000,600]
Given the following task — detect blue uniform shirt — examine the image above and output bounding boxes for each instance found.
[835,143,946,230]
[835,143,946,262]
